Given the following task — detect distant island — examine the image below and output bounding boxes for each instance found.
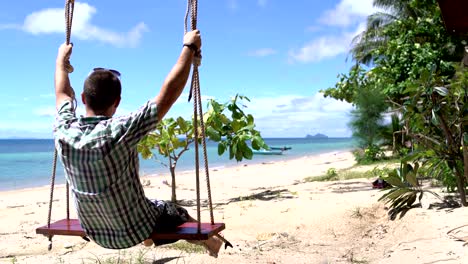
[305,133,328,139]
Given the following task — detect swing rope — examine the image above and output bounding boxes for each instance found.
[185,0,215,230]
[46,0,74,251]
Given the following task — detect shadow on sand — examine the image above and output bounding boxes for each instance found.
[176,188,296,208]
[327,181,374,193]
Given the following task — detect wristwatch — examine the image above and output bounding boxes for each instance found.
[183,43,199,53]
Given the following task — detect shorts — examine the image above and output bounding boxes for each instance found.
[150,200,190,245]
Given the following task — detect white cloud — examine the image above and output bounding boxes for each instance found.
[2,2,148,48]
[289,23,365,63]
[247,48,277,57]
[34,106,56,117]
[245,93,353,137]
[319,0,377,27]
[289,0,379,63]
[289,34,352,63]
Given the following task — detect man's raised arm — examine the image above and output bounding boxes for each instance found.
[55,43,75,109]
[154,30,202,120]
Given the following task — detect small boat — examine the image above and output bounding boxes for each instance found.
[253,149,284,155]
[270,146,292,151]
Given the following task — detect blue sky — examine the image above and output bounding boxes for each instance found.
[0,0,379,138]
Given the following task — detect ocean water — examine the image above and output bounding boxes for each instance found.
[0,138,355,191]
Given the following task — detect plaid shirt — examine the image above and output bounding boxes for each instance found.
[54,100,161,249]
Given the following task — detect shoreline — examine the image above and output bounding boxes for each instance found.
[0,149,354,194]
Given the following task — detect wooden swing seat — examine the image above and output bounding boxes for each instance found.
[36,219,225,240]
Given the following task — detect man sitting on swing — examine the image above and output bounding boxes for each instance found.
[53,30,222,256]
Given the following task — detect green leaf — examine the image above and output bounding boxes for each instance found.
[218,143,226,156]
[206,127,221,142]
[401,151,425,163]
[247,114,254,125]
[252,138,260,150]
[243,146,253,160]
[239,124,255,132]
[231,120,241,132]
[211,100,221,113]
[232,143,237,158]
[383,172,406,188]
[431,109,439,126]
[379,188,409,202]
[139,147,153,159]
[232,111,243,120]
[433,86,448,97]
[220,114,230,125]
[212,118,222,131]
[235,148,243,161]
[405,171,419,187]
[177,117,187,132]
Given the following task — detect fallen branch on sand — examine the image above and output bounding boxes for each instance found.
[447,225,468,246]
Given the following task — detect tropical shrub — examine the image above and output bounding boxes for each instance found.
[323,0,468,206]
[353,144,385,164]
[138,95,268,202]
[379,161,444,219]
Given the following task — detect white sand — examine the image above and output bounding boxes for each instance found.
[0,151,467,264]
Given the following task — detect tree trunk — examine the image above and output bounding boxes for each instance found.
[462,49,468,183]
[462,128,468,184]
[170,166,177,203]
[452,162,467,206]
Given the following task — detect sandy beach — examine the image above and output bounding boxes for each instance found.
[1,151,467,264]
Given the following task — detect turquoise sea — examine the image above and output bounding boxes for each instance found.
[0,138,355,191]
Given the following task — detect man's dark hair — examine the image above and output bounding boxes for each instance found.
[83,71,121,113]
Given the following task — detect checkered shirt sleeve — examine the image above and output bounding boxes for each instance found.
[111,101,159,146]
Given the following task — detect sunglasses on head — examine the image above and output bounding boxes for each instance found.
[91,67,121,79]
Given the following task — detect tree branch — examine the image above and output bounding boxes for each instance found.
[412,133,441,146]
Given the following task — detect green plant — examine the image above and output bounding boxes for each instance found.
[304,173,338,182]
[322,0,468,206]
[348,85,388,149]
[371,166,393,179]
[353,145,385,164]
[326,168,338,177]
[165,241,206,254]
[138,94,268,201]
[379,161,444,219]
